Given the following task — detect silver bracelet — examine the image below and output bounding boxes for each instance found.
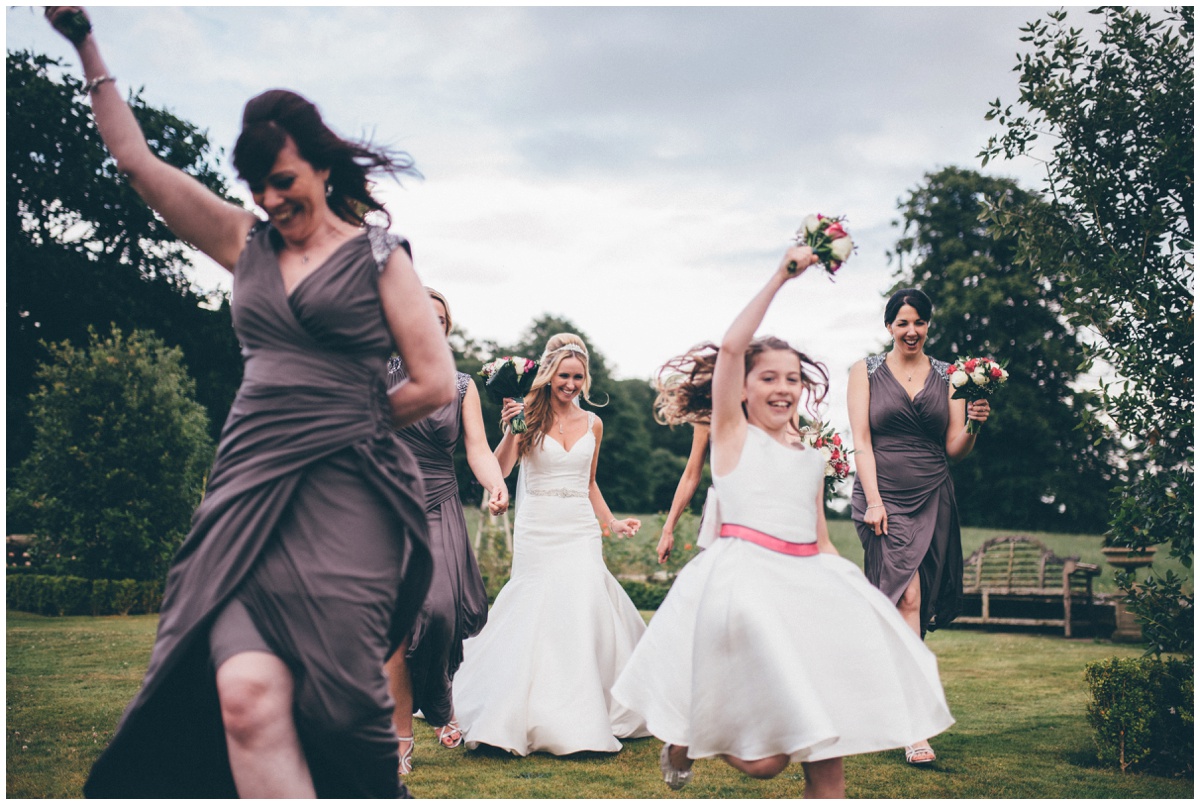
[83,75,116,94]
[865,504,885,511]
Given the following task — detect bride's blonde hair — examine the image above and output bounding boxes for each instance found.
[519,333,598,459]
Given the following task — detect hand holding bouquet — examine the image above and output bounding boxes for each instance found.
[800,422,853,496]
[479,356,539,433]
[793,214,855,279]
[946,357,1007,434]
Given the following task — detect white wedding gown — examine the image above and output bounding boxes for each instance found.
[452,413,650,756]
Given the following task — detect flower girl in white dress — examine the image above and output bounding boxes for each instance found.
[452,334,650,756]
[612,246,954,797]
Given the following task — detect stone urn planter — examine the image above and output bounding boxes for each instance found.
[1100,545,1157,569]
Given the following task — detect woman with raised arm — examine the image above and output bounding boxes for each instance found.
[451,334,650,756]
[384,288,509,774]
[613,246,952,797]
[46,8,455,798]
[847,287,990,765]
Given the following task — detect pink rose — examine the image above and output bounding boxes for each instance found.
[824,222,848,240]
[990,366,1003,379]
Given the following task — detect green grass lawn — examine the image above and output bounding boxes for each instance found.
[5,611,1192,798]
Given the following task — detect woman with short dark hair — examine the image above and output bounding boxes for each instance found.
[846,287,990,765]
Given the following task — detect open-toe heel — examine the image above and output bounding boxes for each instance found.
[435,719,463,748]
[398,735,414,775]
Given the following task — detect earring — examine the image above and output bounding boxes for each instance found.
[325,182,333,198]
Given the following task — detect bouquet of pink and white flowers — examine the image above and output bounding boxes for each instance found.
[946,356,1008,434]
[793,214,855,279]
[799,422,853,496]
[479,356,539,433]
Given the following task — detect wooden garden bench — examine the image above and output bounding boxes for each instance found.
[957,535,1100,637]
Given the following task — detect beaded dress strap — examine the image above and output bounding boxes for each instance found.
[929,356,952,379]
[865,354,886,376]
[367,225,410,273]
[455,372,471,399]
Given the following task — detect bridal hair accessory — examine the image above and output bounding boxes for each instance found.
[543,343,588,361]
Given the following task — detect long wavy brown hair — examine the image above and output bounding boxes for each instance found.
[654,337,828,428]
[519,334,600,460]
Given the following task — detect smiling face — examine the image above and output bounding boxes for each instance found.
[887,303,929,356]
[550,356,587,405]
[743,348,803,430]
[248,135,331,242]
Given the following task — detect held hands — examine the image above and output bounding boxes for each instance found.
[610,517,641,539]
[966,399,991,429]
[781,244,819,279]
[656,527,675,564]
[45,7,92,46]
[486,484,509,516]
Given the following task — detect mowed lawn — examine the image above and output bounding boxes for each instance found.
[6,610,1192,799]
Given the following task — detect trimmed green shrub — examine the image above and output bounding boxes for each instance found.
[1084,656,1193,776]
[6,574,163,616]
[619,579,672,611]
[10,326,213,581]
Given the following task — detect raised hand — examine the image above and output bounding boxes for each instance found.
[782,243,818,277]
[611,517,641,539]
[499,398,525,431]
[45,7,92,46]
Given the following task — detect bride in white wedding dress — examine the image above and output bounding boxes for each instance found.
[452,333,651,756]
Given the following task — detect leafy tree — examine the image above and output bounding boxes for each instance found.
[9,327,213,581]
[981,7,1193,653]
[890,166,1116,532]
[7,50,244,467]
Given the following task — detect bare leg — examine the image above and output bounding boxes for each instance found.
[216,650,316,798]
[668,744,694,773]
[722,753,790,779]
[801,757,845,798]
[385,638,414,741]
[897,573,922,636]
[896,576,935,760]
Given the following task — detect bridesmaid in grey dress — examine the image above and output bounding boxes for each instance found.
[385,288,509,775]
[48,8,456,798]
[847,287,990,766]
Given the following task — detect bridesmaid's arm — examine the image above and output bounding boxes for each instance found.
[381,250,456,428]
[847,360,888,537]
[462,382,509,514]
[657,424,709,563]
[587,418,640,538]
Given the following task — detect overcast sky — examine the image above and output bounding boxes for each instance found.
[8,4,1076,429]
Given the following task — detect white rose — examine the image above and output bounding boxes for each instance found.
[971,370,990,386]
[950,370,969,388]
[824,464,836,477]
[820,446,833,462]
[513,359,526,377]
[829,236,854,262]
[802,214,822,234]
[1000,368,1009,382]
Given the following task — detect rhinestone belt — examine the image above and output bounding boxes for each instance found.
[527,487,588,499]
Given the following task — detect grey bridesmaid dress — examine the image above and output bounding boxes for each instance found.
[850,353,963,636]
[85,223,432,798]
[388,362,488,727]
